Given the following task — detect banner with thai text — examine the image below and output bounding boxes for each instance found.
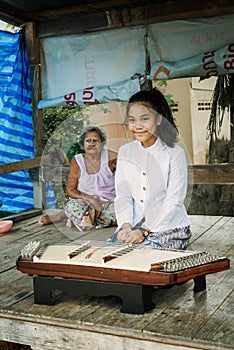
[40,26,146,101]
[38,78,141,109]
[39,14,234,108]
[151,43,234,80]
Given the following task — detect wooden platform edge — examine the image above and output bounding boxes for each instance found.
[0,310,233,350]
[2,209,43,223]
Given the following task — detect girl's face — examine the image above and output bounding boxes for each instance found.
[84,131,102,154]
[127,103,162,148]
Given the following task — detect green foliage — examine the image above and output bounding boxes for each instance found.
[42,106,83,146]
[42,104,111,152]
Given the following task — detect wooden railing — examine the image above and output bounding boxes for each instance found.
[189,164,234,184]
[0,157,42,175]
[0,157,233,217]
[0,158,233,184]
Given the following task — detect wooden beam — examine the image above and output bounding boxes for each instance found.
[154,0,234,22]
[4,208,43,222]
[24,0,144,20]
[0,2,26,25]
[37,12,109,38]
[36,0,234,38]
[1,159,233,184]
[0,157,42,175]
[110,0,234,28]
[41,163,234,185]
[24,22,43,157]
[1,0,234,28]
[189,164,234,185]
[25,0,234,25]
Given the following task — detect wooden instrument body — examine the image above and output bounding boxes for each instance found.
[16,257,229,286]
[16,243,230,314]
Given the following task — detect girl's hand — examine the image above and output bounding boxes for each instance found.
[117,227,131,242]
[124,229,145,244]
[118,229,145,244]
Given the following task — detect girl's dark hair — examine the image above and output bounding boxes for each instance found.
[126,89,178,147]
[78,125,106,149]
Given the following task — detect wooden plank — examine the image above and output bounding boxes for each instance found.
[143,268,233,348]
[195,269,234,345]
[2,0,234,29]
[0,3,26,25]
[188,215,222,243]
[5,289,114,321]
[28,0,234,25]
[40,163,234,184]
[190,164,234,184]
[140,219,234,347]
[1,158,233,185]
[0,157,42,175]
[0,218,71,273]
[2,209,43,223]
[0,312,206,350]
[27,0,145,19]
[24,22,44,157]
[189,216,233,255]
[151,247,233,342]
[0,215,233,350]
[38,12,108,38]
[0,270,33,309]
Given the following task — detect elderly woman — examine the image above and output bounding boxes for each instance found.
[39,125,117,231]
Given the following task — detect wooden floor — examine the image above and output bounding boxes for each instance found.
[0,213,233,350]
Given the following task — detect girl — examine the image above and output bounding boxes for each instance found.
[108,89,191,250]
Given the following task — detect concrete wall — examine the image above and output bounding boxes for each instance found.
[162,77,230,164]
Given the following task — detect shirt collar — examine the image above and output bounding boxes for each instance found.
[137,137,165,151]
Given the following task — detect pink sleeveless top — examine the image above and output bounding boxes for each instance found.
[74,149,116,201]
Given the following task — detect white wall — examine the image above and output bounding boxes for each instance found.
[164,77,230,164]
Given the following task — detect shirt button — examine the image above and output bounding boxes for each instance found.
[143,172,146,175]
[143,187,146,190]
[140,199,144,203]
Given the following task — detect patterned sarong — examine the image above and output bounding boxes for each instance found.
[107,218,191,250]
[64,198,116,231]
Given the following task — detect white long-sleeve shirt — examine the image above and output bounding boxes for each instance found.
[114,138,190,232]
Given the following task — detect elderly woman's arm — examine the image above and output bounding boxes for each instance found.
[66,158,102,212]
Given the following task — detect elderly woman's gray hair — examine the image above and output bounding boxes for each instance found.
[78,125,107,149]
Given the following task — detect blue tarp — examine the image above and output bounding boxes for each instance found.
[0,30,34,213]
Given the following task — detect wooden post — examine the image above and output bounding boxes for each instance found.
[24,22,44,208]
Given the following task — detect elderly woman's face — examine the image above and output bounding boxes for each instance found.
[84,131,102,153]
